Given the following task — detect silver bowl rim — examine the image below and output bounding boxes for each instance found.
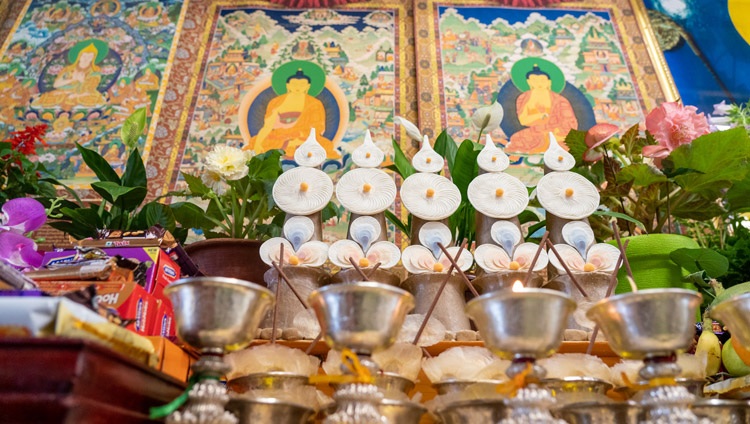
[165,276,274,298]
[229,371,312,380]
[310,281,413,300]
[711,291,750,316]
[587,288,701,315]
[466,287,576,313]
[692,399,750,407]
[432,378,506,386]
[555,400,639,410]
[379,398,428,411]
[376,371,417,384]
[228,395,316,411]
[434,397,506,413]
[541,376,614,386]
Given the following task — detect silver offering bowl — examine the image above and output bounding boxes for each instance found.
[691,399,750,423]
[615,378,706,399]
[586,289,708,424]
[711,292,750,348]
[436,399,508,424]
[309,281,415,356]
[227,372,310,394]
[331,372,415,394]
[378,399,427,424]
[226,396,315,424]
[309,282,414,424]
[467,288,576,424]
[164,277,275,424]
[541,377,613,397]
[553,401,640,424]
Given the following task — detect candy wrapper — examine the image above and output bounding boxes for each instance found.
[0,297,157,366]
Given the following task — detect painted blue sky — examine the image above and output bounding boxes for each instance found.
[219,7,391,33]
[437,5,610,25]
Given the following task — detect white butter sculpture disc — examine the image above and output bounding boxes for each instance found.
[536,171,600,220]
[351,130,385,168]
[476,134,510,173]
[412,135,445,173]
[272,166,333,215]
[400,173,461,220]
[543,132,575,172]
[335,168,396,215]
[468,173,529,219]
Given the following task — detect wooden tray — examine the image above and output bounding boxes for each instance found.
[0,393,161,424]
[0,337,185,416]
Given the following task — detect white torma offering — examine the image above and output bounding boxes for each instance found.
[412,135,445,173]
[335,167,396,215]
[537,353,613,384]
[328,217,401,269]
[259,217,328,267]
[543,132,576,172]
[402,223,473,274]
[421,346,499,383]
[467,172,529,219]
[548,222,622,274]
[224,344,321,380]
[476,134,510,173]
[351,130,385,168]
[272,167,333,216]
[400,172,461,221]
[293,128,327,168]
[474,221,548,274]
[536,170,600,220]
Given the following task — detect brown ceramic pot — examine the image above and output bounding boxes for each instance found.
[184,238,269,286]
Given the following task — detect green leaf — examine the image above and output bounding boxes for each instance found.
[433,130,459,173]
[76,143,121,184]
[616,163,667,187]
[711,281,750,308]
[248,149,283,180]
[138,202,176,232]
[726,171,750,212]
[47,221,94,240]
[321,201,339,222]
[121,147,148,189]
[120,107,148,150]
[390,138,415,179]
[564,129,587,165]
[664,128,750,199]
[591,210,647,232]
[670,248,729,278]
[182,173,211,196]
[90,182,147,210]
[452,140,480,201]
[621,124,646,157]
[670,193,725,220]
[525,220,547,241]
[385,209,410,236]
[517,209,541,225]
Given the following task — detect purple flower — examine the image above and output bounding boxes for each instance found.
[1,198,46,234]
[0,231,43,269]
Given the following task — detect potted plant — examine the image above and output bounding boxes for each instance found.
[45,108,184,241]
[170,147,285,284]
[566,101,750,292]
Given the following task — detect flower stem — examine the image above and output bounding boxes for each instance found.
[229,185,241,238]
[237,179,253,239]
[209,193,233,238]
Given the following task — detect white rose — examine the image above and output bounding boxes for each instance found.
[204,145,249,181]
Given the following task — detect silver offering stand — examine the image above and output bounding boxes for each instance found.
[162,277,275,424]
[466,287,577,424]
[308,282,415,424]
[587,288,711,424]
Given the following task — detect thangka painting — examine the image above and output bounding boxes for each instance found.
[172,2,412,187]
[414,0,677,183]
[169,1,413,241]
[0,0,186,187]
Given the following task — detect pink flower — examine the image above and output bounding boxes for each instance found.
[642,102,709,167]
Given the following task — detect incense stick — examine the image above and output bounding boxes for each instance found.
[306,332,322,355]
[270,262,310,309]
[611,222,636,287]
[271,244,284,344]
[348,257,370,280]
[523,231,550,287]
[412,241,468,345]
[436,242,480,297]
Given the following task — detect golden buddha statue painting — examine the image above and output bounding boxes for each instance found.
[242,60,346,159]
[32,40,109,110]
[505,59,578,153]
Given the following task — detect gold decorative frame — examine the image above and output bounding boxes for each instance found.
[413,0,679,138]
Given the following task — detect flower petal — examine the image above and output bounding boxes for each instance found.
[471,102,504,133]
[585,243,622,272]
[394,116,423,143]
[1,198,47,233]
[328,239,364,268]
[474,244,511,273]
[366,241,401,269]
[439,246,473,272]
[259,237,293,266]
[297,241,329,267]
[513,242,548,271]
[402,245,435,274]
[0,231,42,268]
[548,244,585,273]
